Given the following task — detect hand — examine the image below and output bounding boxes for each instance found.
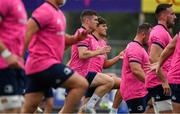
[5,54,24,69]
[118,50,124,59]
[162,82,171,96]
[96,46,111,55]
[149,62,159,71]
[75,30,88,42]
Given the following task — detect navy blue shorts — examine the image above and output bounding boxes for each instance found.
[65,72,96,97]
[147,84,171,102]
[25,64,74,94]
[0,68,26,96]
[44,88,53,98]
[170,84,180,103]
[84,72,97,98]
[126,95,148,113]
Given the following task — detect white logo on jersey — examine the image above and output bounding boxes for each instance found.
[56,31,65,36]
[19,19,27,24]
[4,85,13,93]
[57,19,61,24]
[18,5,22,12]
[64,67,72,75]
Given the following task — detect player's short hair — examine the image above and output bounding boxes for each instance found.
[137,23,152,34]
[80,9,97,22]
[155,4,172,18]
[97,16,107,26]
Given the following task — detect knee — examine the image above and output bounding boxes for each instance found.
[78,76,89,90]
[106,76,114,89]
[23,101,39,113]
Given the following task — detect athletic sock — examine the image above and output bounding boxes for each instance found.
[86,93,100,108]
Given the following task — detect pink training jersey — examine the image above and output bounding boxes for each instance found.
[146,24,172,88]
[69,28,106,76]
[25,1,66,75]
[120,41,149,101]
[168,32,180,84]
[0,0,27,69]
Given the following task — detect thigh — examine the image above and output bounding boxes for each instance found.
[90,72,112,87]
[24,92,44,107]
[106,73,121,89]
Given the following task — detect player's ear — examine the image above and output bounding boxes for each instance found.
[141,32,146,38]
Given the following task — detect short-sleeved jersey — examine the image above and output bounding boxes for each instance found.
[69,28,106,76]
[120,41,149,101]
[0,0,27,69]
[25,2,66,75]
[168,32,180,84]
[146,24,172,88]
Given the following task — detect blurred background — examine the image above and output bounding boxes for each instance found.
[22,0,180,112]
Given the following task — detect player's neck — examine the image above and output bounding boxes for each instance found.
[82,24,89,30]
[47,0,59,9]
[92,32,101,40]
[134,35,143,45]
[158,20,168,29]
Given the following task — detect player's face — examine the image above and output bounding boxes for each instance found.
[143,28,151,45]
[166,7,176,28]
[88,15,98,32]
[96,24,108,38]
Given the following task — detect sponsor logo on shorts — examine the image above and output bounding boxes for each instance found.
[56,79,61,84]
[172,95,176,101]
[128,108,132,112]
[155,95,160,100]
[64,67,72,75]
[4,85,13,93]
[137,105,143,111]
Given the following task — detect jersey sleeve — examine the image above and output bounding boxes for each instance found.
[127,46,143,64]
[31,6,52,29]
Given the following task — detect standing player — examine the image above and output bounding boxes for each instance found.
[146,4,176,113]
[120,23,152,113]
[153,32,180,113]
[0,0,27,113]
[69,10,114,113]
[21,0,89,113]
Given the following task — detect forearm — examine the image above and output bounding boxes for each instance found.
[159,47,174,67]
[79,50,99,59]
[133,70,145,82]
[22,32,32,57]
[157,68,168,83]
[159,36,177,66]
[103,56,120,68]
[65,34,77,46]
